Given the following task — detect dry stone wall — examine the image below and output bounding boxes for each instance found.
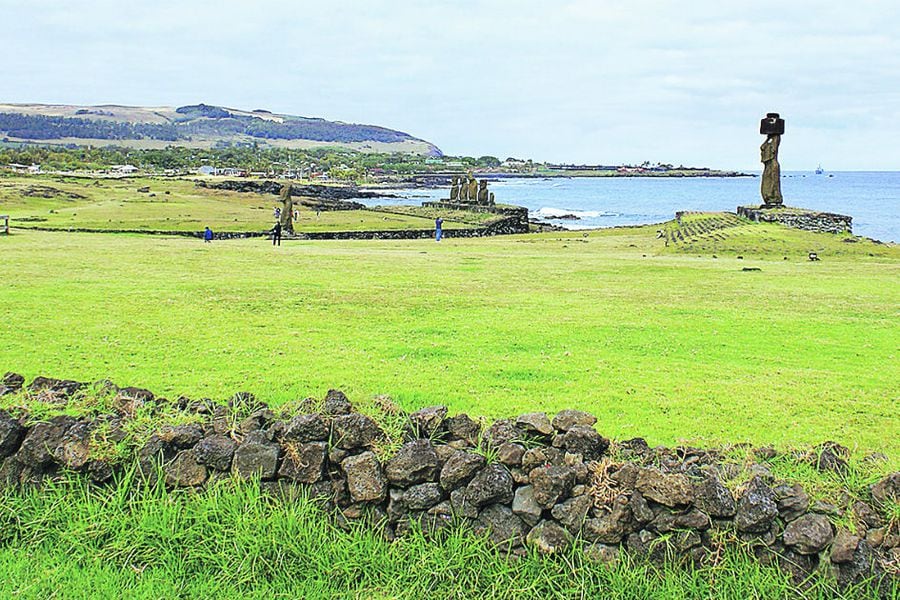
[0,372,897,592]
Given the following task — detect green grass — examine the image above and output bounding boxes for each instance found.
[0,472,890,599]
[371,204,504,226]
[662,211,880,258]
[0,173,471,232]
[1,215,897,598]
[1,226,897,466]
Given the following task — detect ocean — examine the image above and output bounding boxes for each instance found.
[373,172,900,243]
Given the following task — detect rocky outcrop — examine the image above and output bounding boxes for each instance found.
[0,372,895,594]
[195,179,387,210]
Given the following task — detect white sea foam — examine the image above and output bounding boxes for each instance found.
[532,207,619,219]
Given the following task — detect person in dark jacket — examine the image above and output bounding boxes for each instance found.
[203,227,213,243]
[271,221,282,246]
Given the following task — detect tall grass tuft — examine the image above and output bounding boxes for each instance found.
[0,471,893,599]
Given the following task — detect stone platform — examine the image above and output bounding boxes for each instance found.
[737,205,852,235]
[422,201,530,233]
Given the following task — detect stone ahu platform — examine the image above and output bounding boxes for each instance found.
[737,206,852,235]
[1,372,898,593]
[422,201,530,234]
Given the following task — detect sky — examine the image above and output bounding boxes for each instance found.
[2,0,899,170]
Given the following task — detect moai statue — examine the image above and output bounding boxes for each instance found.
[489,192,495,205]
[279,183,294,234]
[477,179,489,204]
[467,173,478,203]
[458,175,468,201]
[759,112,785,206]
[450,176,460,201]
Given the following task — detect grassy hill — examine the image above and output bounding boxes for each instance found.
[0,102,441,155]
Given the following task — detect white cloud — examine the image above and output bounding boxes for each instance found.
[0,0,898,168]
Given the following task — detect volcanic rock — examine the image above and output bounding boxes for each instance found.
[193,435,237,472]
[693,473,736,518]
[439,450,485,490]
[527,520,573,554]
[512,485,543,526]
[465,464,514,507]
[164,449,208,487]
[331,413,382,450]
[475,504,527,546]
[232,440,279,480]
[551,409,596,432]
[342,451,387,503]
[408,405,448,438]
[282,414,328,442]
[635,467,693,507]
[0,411,25,458]
[529,465,576,508]
[735,476,779,533]
[278,441,326,483]
[783,513,834,554]
[385,440,440,486]
[516,412,554,437]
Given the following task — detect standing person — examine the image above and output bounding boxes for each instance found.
[435,217,443,242]
[271,221,282,246]
[274,206,281,221]
[203,226,213,243]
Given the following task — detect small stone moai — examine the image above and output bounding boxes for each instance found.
[489,192,495,205]
[467,173,478,203]
[477,179,489,204]
[450,176,460,201]
[279,183,294,234]
[759,112,784,206]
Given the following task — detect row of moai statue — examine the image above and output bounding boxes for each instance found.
[450,173,494,205]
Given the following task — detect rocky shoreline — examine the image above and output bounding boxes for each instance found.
[195,179,399,210]
[0,372,896,593]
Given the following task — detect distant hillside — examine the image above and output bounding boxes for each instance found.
[0,103,441,156]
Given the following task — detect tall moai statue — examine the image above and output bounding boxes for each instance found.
[759,112,784,206]
[477,179,489,204]
[279,183,294,234]
[450,176,460,201]
[466,173,478,203]
[458,175,469,201]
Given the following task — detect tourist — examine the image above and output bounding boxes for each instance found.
[274,206,281,220]
[203,226,213,243]
[271,221,282,246]
[435,217,443,242]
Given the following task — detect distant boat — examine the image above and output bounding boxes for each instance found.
[815,164,824,174]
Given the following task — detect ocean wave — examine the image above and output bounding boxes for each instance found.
[532,207,619,219]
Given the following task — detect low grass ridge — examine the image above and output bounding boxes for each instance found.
[0,471,891,599]
[0,173,472,233]
[661,211,879,258]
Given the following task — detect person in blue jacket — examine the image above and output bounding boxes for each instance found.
[204,227,213,243]
[435,217,443,242]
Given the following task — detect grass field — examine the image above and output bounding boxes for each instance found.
[0,174,468,232]
[1,214,898,599]
[1,223,897,463]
